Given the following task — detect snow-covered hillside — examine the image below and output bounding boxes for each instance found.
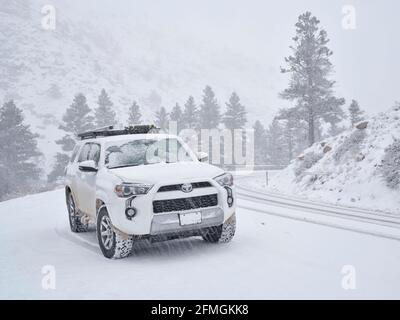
[269,105,400,214]
[0,0,280,171]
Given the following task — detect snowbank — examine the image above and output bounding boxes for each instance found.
[270,106,400,214]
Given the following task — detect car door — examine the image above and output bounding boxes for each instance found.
[74,142,92,213]
[79,143,101,217]
[67,143,82,196]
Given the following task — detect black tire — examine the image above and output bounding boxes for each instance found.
[67,192,88,233]
[202,214,236,243]
[96,207,133,259]
[202,225,223,243]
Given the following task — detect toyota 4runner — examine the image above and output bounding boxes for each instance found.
[65,125,236,259]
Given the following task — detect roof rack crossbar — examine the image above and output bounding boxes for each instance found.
[77,124,160,140]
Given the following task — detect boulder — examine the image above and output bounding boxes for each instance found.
[356,153,365,162]
[323,145,332,153]
[356,121,368,130]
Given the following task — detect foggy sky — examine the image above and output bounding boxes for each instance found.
[52,0,400,117]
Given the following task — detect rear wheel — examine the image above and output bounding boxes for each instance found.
[202,214,236,243]
[67,192,88,233]
[96,208,133,259]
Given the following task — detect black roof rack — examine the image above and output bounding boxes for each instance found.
[77,124,160,140]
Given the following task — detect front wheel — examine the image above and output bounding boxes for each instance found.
[202,214,236,243]
[96,208,133,259]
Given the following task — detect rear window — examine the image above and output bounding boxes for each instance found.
[70,145,80,163]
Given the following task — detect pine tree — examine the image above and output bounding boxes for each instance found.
[154,107,169,131]
[59,93,94,134]
[199,86,221,129]
[94,89,117,127]
[223,92,247,130]
[266,119,287,166]
[46,83,63,100]
[253,120,268,166]
[348,99,364,127]
[182,96,198,129]
[284,118,295,161]
[280,12,345,146]
[48,93,94,183]
[127,101,142,125]
[0,100,42,200]
[170,103,183,132]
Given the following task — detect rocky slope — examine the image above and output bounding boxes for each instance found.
[270,105,400,214]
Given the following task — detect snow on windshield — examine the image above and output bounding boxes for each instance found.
[105,138,194,168]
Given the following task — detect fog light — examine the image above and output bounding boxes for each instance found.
[225,187,234,207]
[125,207,137,220]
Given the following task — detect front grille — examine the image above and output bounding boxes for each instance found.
[157,181,212,192]
[153,194,218,213]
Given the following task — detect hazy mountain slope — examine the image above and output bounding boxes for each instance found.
[270,105,400,214]
[0,0,279,171]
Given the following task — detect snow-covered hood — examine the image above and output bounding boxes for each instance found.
[109,162,224,185]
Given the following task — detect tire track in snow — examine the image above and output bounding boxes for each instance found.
[54,226,100,254]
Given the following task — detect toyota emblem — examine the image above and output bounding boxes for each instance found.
[181,183,193,193]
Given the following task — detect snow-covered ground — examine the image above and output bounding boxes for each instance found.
[1,184,400,299]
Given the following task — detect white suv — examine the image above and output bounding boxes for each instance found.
[65,125,236,259]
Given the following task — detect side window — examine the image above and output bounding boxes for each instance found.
[78,143,91,163]
[88,143,101,165]
[70,145,80,163]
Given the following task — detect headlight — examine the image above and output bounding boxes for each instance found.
[214,172,233,187]
[115,183,153,197]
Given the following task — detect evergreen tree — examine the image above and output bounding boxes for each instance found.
[0,100,42,200]
[48,93,94,183]
[199,86,221,129]
[182,96,198,129]
[284,118,295,161]
[94,89,117,127]
[154,107,169,131]
[47,153,70,184]
[170,103,183,132]
[280,12,345,146]
[59,93,94,134]
[46,83,63,100]
[266,118,287,166]
[127,101,142,125]
[223,92,247,130]
[253,120,268,166]
[348,99,365,127]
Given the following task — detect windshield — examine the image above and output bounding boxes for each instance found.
[105,138,194,169]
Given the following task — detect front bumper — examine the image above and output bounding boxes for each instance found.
[106,179,236,236]
[150,207,224,235]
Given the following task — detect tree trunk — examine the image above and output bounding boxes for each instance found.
[308,115,315,146]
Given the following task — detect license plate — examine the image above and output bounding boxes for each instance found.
[179,212,202,226]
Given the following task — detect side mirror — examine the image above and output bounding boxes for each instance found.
[196,152,208,163]
[79,160,98,172]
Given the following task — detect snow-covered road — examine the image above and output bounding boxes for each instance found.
[1,185,400,299]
